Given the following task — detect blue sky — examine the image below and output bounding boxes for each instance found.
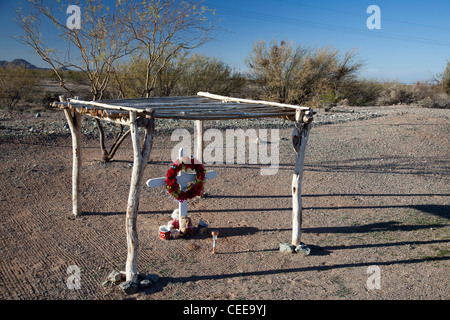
[0,0,449,83]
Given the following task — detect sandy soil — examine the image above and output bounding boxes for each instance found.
[0,105,448,300]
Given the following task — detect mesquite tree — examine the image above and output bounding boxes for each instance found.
[15,0,135,161]
[15,0,218,161]
[117,0,219,98]
[15,0,134,101]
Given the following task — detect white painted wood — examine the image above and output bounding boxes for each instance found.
[61,96,82,217]
[125,110,154,283]
[291,110,312,246]
[146,171,217,188]
[195,120,204,163]
[177,148,188,221]
[197,92,310,110]
[146,147,216,223]
[179,199,188,221]
[69,98,142,112]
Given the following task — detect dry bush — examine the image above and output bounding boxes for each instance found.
[415,94,450,108]
[175,54,246,96]
[441,61,450,96]
[246,39,308,104]
[376,82,414,106]
[413,81,450,108]
[0,67,38,110]
[375,62,450,108]
[246,39,363,108]
[108,53,246,99]
[375,80,450,108]
[110,52,193,98]
[338,78,384,106]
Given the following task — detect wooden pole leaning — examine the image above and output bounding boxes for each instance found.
[125,109,155,283]
[291,109,313,248]
[60,96,82,218]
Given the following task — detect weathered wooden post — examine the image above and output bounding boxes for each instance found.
[195,120,204,163]
[60,96,82,217]
[125,109,155,283]
[291,109,313,250]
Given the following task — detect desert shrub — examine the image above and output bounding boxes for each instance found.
[411,80,442,103]
[246,39,308,104]
[0,66,38,109]
[334,61,450,107]
[340,78,384,106]
[108,56,147,99]
[441,61,450,95]
[415,93,450,109]
[62,70,89,85]
[246,39,363,108]
[109,53,246,99]
[376,82,414,105]
[374,80,450,108]
[175,54,246,96]
[410,62,450,108]
[113,52,190,98]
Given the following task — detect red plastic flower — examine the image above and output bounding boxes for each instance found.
[165,156,205,202]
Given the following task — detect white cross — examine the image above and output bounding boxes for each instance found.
[146,148,217,222]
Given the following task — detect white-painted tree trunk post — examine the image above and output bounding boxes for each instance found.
[291,109,313,247]
[125,109,154,283]
[195,120,204,163]
[60,96,82,217]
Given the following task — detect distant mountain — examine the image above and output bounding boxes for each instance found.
[0,59,41,69]
[0,59,68,71]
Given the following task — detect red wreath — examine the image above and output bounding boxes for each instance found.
[165,156,206,202]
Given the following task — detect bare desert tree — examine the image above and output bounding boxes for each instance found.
[15,0,219,161]
[118,0,219,98]
[15,0,135,100]
[15,0,137,161]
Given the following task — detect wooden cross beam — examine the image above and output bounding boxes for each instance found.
[146,148,217,223]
